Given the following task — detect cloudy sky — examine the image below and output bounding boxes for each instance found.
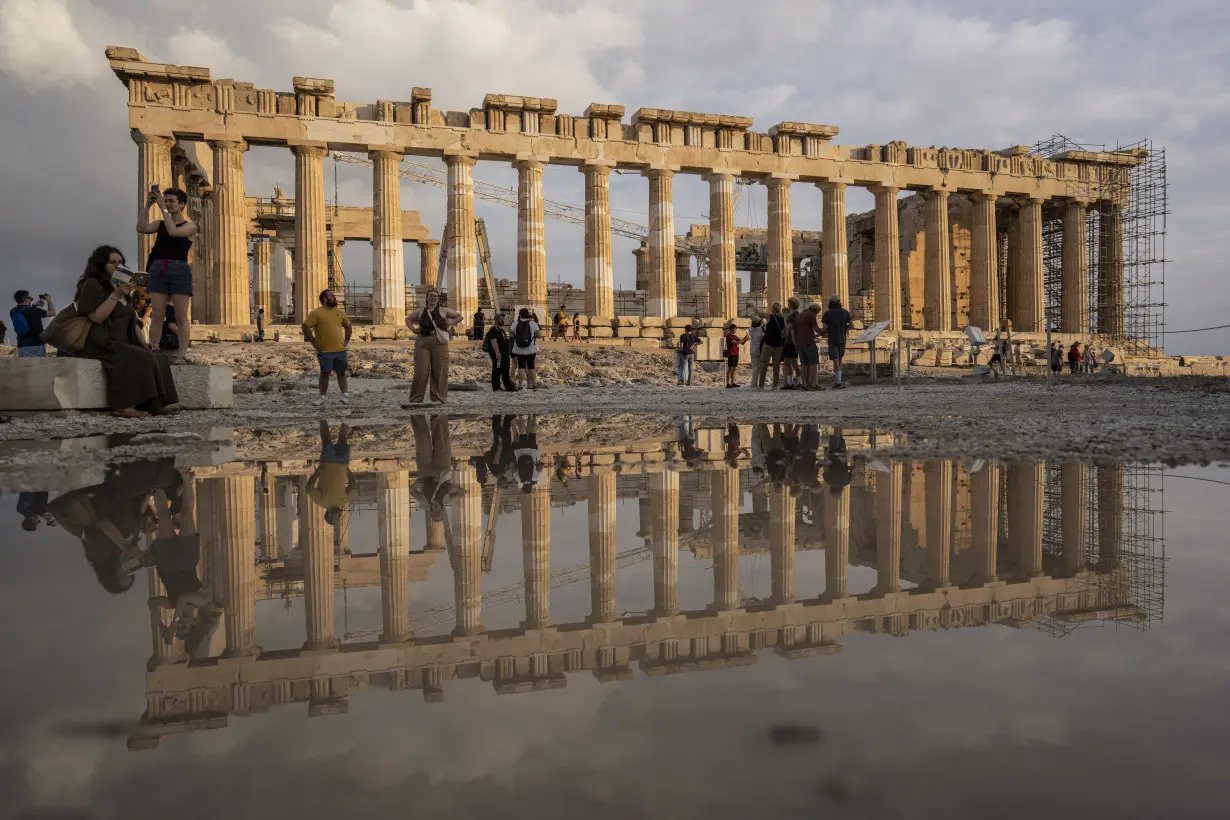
[1,0,1227,354]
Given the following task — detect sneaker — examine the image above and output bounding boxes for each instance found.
[316,396,326,408]
[340,393,350,405]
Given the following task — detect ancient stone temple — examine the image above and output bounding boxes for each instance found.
[109,46,1139,339]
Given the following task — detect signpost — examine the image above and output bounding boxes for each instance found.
[855,321,892,383]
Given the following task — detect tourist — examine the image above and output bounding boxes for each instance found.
[73,246,178,418]
[148,471,218,658]
[823,427,852,495]
[159,303,181,352]
[1083,342,1096,374]
[755,302,786,389]
[483,312,517,392]
[471,307,485,341]
[301,289,352,407]
[676,323,699,385]
[306,421,352,529]
[0,315,7,344]
[11,289,56,357]
[1049,342,1063,376]
[405,288,461,406]
[820,296,853,389]
[781,296,801,389]
[1068,340,1082,374]
[513,415,543,493]
[789,301,823,390]
[988,331,1007,377]
[511,307,541,391]
[16,490,50,532]
[256,307,266,342]
[748,316,765,384]
[410,414,456,524]
[554,303,568,339]
[571,312,582,341]
[484,414,517,485]
[723,321,748,388]
[139,186,197,355]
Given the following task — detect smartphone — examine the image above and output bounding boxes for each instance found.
[150,184,160,195]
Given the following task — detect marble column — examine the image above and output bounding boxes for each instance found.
[517,159,548,319]
[924,188,952,331]
[769,485,796,605]
[649,469,680,617]
[522,480,552,629]
[874,462,903,595]
[873,185,902,329]
[820,180,849,306]
[1098,201,1126,335]
[1061,201,1090,334]
[711,467,741,611]
[252,240,275,320]
[924,461,953,589]
[1008,464,1044,578]
[419,239,440,289]
[1061,463,1089,577]
[708,172,737,320]
[196,187,216,324]
[210,140,250,325]
[1096,464,1124,569]
[971,463,1000,583]
[147,568,186,667]
[452,463,484,635]
[204,476,258,657]
[646,168,677,317]
[371,150,406,326]
[767,176,794,309]
[583,163,615,318]
[1016,197,1046,333]
[445,155,479,321]
[293,144,329,324]
[823,478,852,599]
[272,241,293,318]
[970,192,1000,331]
[588,470,618,623]
[133,132,174,271]
[378,471,413,642]
[275,478,297,556]
[299,476,336,651]
[675,249,692,288]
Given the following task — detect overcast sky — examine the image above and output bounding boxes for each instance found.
[1,0,1226,354]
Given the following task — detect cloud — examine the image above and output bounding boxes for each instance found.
[164,27,257,80]
[0,0,99,88]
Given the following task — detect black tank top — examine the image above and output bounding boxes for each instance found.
[147,221,193,267]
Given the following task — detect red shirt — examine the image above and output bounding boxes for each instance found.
[725,332,740,356]
[790,310,820,345]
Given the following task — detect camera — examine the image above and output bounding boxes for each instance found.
[38,293,48,301]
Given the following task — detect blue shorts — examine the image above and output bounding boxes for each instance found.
[321,443,351,464]
[16,346,46,358]
[799,342,820,366]
[828,342,846,361]
[147,260,193,296]
[318,350,349,373]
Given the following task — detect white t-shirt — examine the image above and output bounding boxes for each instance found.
[511,320,540,355]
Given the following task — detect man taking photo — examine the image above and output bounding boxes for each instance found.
[11,290,56,357]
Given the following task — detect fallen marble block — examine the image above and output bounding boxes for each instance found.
[0,357,232,410]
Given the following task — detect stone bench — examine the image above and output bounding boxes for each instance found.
[0,358,232,411]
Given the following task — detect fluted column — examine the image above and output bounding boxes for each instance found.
[258,475,279,560]
[521,479,552,629]
[196,187,216,324]
[970,192,1000,330]
[588,470,618,623]
[252,240,275,320]
[924,188,952,331]
[203,475,258,657]
[210,140,250,325]
[419,239,440,289]
[711,467,741,611]
[299,476,336,651]
[924,461,953,589]
[769,485,796,605]
[371,150,406,326]
[820,180,850,306]
[1061,463,1089,576]
[147,569,186,667]
[583,164,615,318]
[293,144,329,323]
[1060,201,1090,333]
[708,172,737,320]
[274,478,297,556]
[766,176,794,308]
[873,185,902,329]
[452,463,483,635]
[649,470,680,617]
[516,159,548,319]
[1008,464,1044,578]
[272,241,293,318]
[133,132,174,269]
[445,155,479,321]
[1096,464,1124,569]
[1016,197,1045,333]
[874,462,903,594]
[378,471,413,642]
[646,168,677,318]
[1098,201,1126,335]
[971,463,1000,583]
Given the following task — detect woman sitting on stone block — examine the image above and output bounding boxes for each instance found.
[75,245,179,418]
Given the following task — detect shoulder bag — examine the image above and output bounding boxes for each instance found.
[41,303,92,354]
[423,307,451,345]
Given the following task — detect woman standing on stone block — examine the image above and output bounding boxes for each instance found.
[75,245,179,418]
[138,186,197,356]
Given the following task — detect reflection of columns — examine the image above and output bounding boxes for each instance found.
[1096,465,1124,569]
[873,185,902,329]
[588,471,618,623]
[293,144,329,324]
[445,155,479,320]
[452,463,483,635]
[646,168,677,317]
[823,479,852,599]
[649,469,679,617]
[210,139,250,325]
[970,192,999,330]
[299,476,336,651]
[924,461,953,589]
[1098,202,1126,335]
[1061,201,1090,334]
[371,150,406,326]
[522,481,551,629]
[583,163,614,318]
[253,240,275,320]
[711,467,741,611]
[196,187,215,324]
[1016,197,1045,333]
[275,478,296,556]
[708,172,737,319]
[204,476,258,657]
[767,176,794,308]
[378,471,413,642]
[1008,464,1044,578]
[419,239,440,289]
[924,188,952,331]
[1061,463,1089,576]
[820,180,849,306]
[971,463,1000,583]
[769,485,796,604]
[874,463,903,594]
[259,475,279,560]
[516,159,548,319]
[133,132,174,271]
[147,569,186,666]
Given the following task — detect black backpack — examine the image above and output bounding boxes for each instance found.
[514,319,533,347]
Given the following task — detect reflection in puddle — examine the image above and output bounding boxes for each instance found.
[18,415,1166,752]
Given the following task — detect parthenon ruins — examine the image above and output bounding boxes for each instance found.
[109,45,1143,340]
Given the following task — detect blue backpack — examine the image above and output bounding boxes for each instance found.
[9,307,29,339]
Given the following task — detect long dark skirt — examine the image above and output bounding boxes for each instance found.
[94,343,179,410]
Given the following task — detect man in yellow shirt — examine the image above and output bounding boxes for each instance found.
[302,289,353,407]
[307,421,351,528]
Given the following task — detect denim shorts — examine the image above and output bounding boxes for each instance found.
[827,342,846,361]
[318,350,349,373]
[799,341,820,365]
[16,346,46,358]
[147,260,193,296]
[320,443,351,464]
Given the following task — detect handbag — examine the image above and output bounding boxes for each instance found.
[41,303,92,354]
[423,307,450,345]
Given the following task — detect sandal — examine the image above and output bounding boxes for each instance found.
[114,408,149,419]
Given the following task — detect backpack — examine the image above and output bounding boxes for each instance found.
[9,307,29,338]
[514,319,533,347]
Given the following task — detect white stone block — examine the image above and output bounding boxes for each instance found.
[0,357,107,410]
[171,365,233,409]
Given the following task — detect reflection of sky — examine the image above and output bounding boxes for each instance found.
[2,465,1229,817]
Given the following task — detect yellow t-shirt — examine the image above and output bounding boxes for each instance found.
[309,464,350,509]
[305,306,351,353]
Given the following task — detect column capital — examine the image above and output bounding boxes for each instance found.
[289,142,329,158]
[207,138,249,152]
[130,130,174,147]
[442,151,478,165]
[817,177,854,189]
[925,187,951,200]
[970,190,997,203]
[703,170,737,182]
[642,165,678,178]
[869,182,899,195]
[580,159,616,172]
[368,148,405,161]
[514,154,550,167]
[765,172,798,183]
[419,238,440,248]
